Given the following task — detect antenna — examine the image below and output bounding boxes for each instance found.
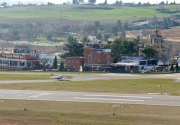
[153,13,158,36]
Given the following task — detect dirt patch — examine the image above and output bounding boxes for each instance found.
[0,42,63,53]
[161,26,180,42]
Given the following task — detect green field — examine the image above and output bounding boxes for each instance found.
[0,5,180,23]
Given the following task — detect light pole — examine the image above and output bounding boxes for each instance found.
[99,59,101,71]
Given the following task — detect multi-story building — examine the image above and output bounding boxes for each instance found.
[66,57,84,71]
[84,47,111,66]
[65,44,112,71]
[0,46,40,70]
[139,29,166,56]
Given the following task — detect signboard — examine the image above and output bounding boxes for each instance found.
[1,54,23,59]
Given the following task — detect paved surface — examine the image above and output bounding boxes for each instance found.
[0,73,180,106]
[0,73,180,84]
[69,73,180,81]
[0,80,56,84]
[0,89,180,106]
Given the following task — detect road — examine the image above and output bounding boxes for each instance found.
[0,89,180,106]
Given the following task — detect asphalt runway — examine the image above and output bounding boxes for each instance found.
[0,89,180,106]
[68,73,180,81]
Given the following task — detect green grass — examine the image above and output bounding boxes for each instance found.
[0,73,49,80]
[0,71,75,80]
[0,5,180,22]
[0,79,179,95]
[0,100,180,125]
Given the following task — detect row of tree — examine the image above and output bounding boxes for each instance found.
[0,19,127,42]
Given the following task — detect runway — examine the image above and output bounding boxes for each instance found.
[1,89,180,106]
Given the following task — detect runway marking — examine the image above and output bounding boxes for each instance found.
[29,95,39,98]
[73,97,144,102]
[29,93,52,98]
[38,93,52,96]
[83,94,152,99]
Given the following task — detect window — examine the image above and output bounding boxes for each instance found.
[10,61,18,66]
[76,60,78,64]
[20,61,25,66]
[72,60,74,63]
[139,61,146,65]
[68,60,70,63]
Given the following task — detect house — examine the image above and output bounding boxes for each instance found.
[0,46,40,70]
[111,56,158,73]
[139,29,166,56]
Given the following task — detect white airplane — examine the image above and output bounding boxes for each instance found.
[50,74,66,81]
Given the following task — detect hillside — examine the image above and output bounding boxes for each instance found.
[0,4,180,24]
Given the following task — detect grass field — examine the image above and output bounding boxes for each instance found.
[0,5,180,23]
[0,100,180,125]
[0,72,180,95]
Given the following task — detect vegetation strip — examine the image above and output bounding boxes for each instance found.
[0,79,179,95]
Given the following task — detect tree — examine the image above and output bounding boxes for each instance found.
[67,35,74,43]
[1,2,7,7]
[105,38,136,63]
[121,40,135,56]
[142,47,157,66]
[108,38,122,63]
[61,38,84,59]
[158,51,169,68]
[88,0,96,4]
[94,21,100,29]
[81,36,89,45]
[159,1,165,5]
[116,20,122,31]
[73,0,84,4]
[79,0,84,4]
[175,63,179,72]
[52,56,58,69]
[104,0,107,4]
[73,0,77,4]
[138,2,141,6]
[120,30,126,37]
[110,27,118,36]
[142,47,157,59]
[123,22,128,30]
[58,61,64,71]
[103,33,110,42]
[170,63,174,71]
[96,33,102,40]
[46,34,52,41]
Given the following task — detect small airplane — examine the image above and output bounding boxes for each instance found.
[50,74,66,81]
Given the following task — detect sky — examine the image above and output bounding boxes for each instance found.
[3,0,180,5]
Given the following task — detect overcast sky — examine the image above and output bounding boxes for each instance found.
[3,0,180,5]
